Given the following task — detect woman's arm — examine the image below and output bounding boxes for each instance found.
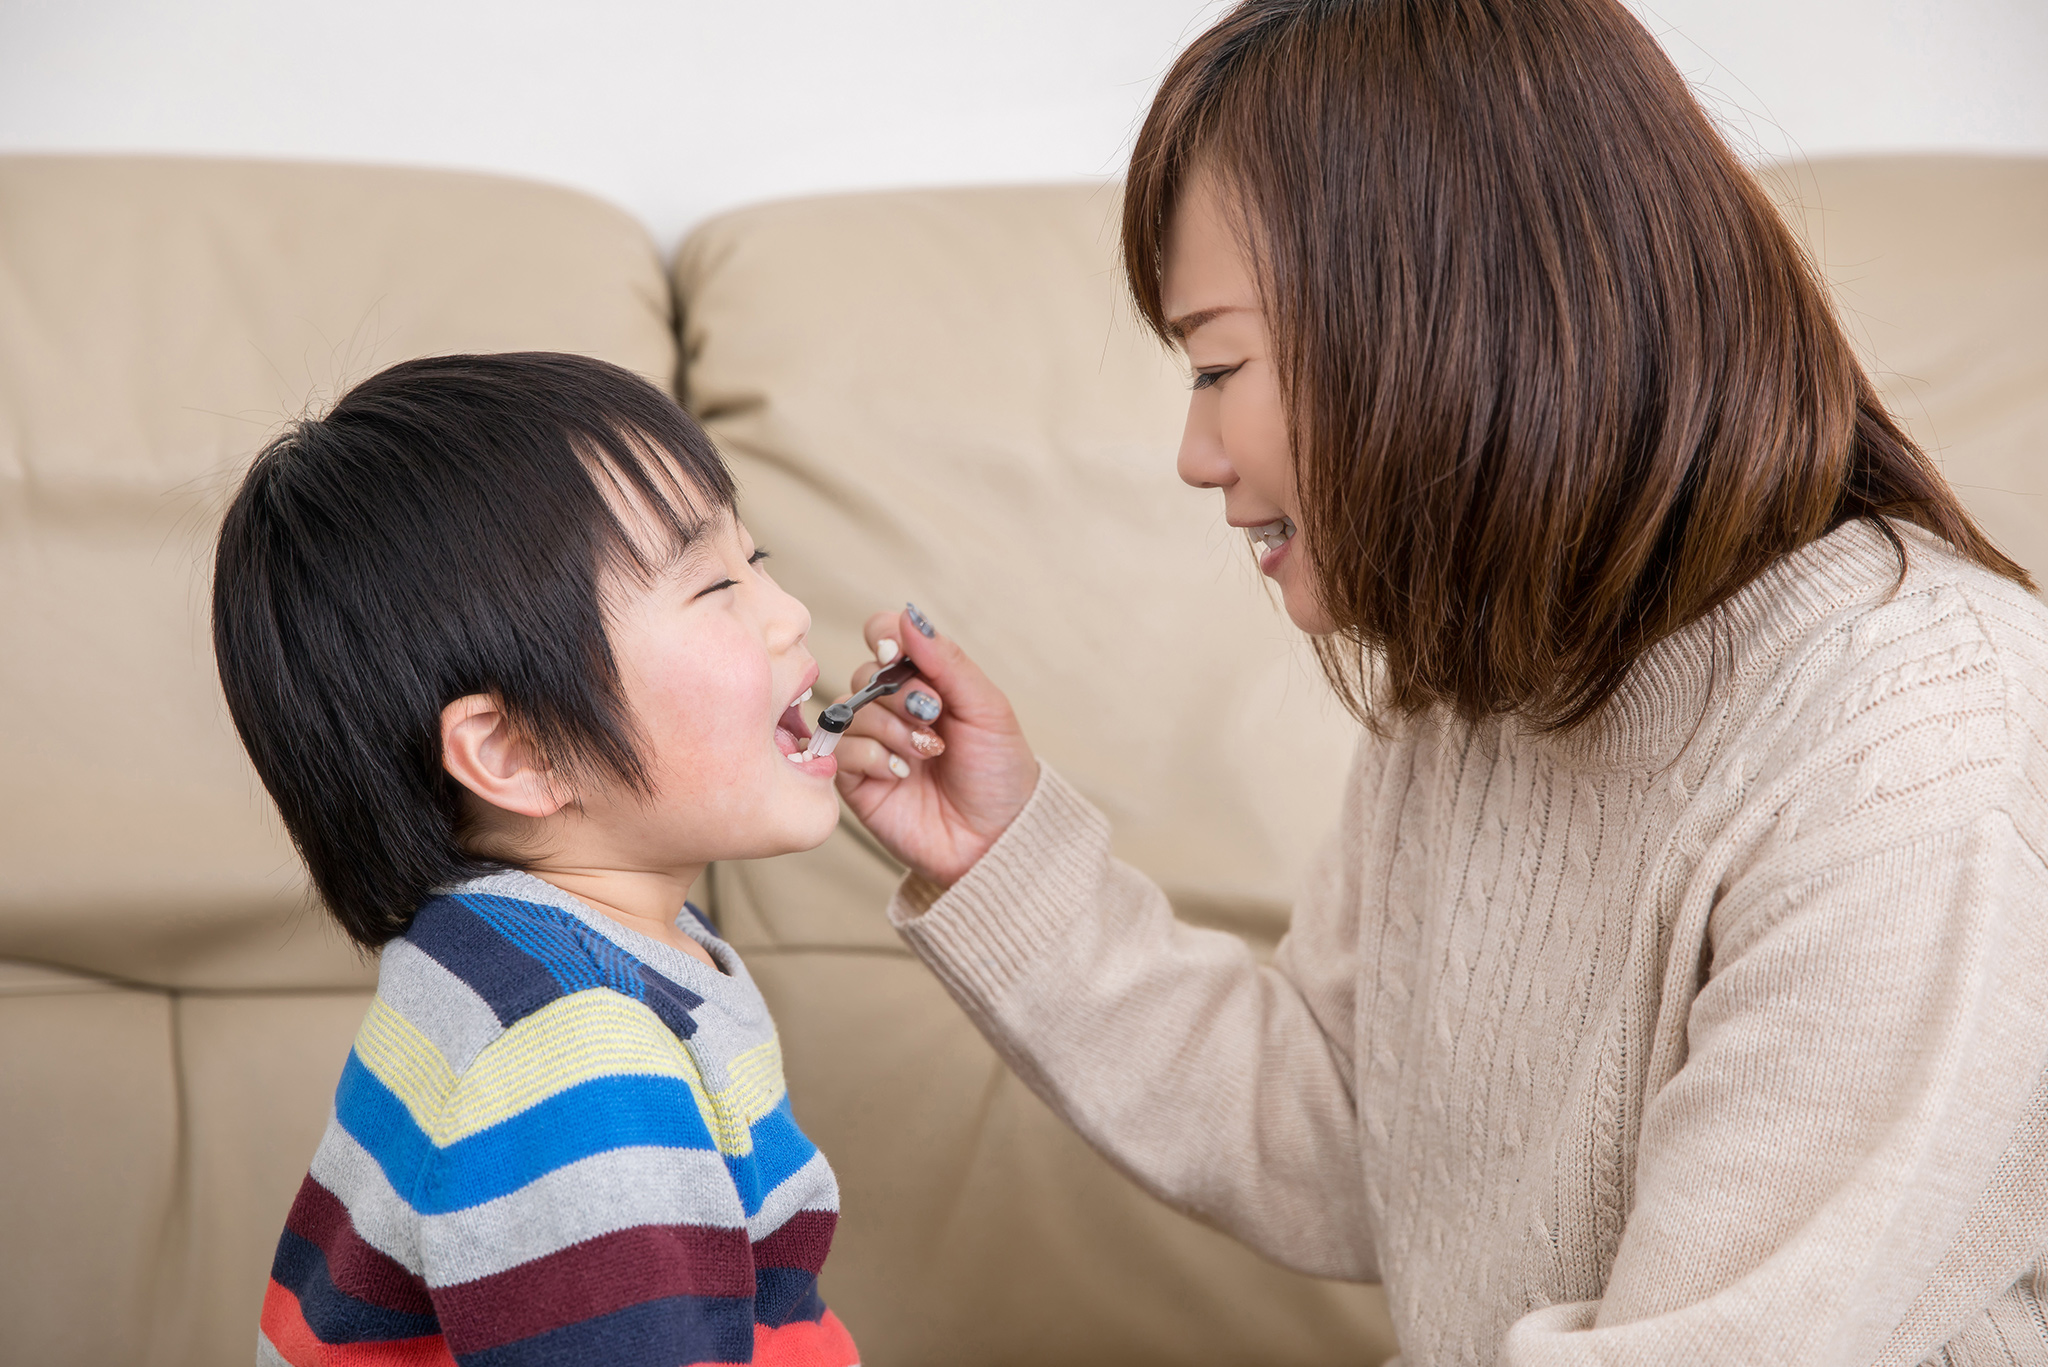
[892,762,1378,1280]
[831,610,1376,1279]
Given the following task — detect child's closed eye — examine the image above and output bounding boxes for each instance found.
[692,548,771,599]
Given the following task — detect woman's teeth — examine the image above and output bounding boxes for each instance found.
[1248,517,1296,557]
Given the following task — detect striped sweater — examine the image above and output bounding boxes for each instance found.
[259,870,859,1367]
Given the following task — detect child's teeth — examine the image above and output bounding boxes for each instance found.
[797,687,813,704]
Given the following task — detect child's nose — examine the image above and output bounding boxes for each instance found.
[764,580,812,649]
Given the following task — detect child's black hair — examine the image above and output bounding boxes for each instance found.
[212,352,736,948]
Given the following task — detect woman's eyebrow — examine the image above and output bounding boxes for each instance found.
[1167,304,1251,341]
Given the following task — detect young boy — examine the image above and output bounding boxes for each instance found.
[214,353,862,1367]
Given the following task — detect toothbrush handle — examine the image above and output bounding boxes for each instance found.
[845,657,920,712]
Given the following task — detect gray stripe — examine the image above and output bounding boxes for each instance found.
[377,937,502,1073]
[417,1145,745,1287]
[306,1121,422,1273]
[255,1330,290,1367]
[746,1149,840,1242]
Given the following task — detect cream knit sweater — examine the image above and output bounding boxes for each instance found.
[889,522,2048,1367]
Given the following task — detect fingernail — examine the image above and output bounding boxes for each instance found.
[887,754,910,779]
[905,602,936,638]
[876,638,901,665]
[908,727,946,758]
[905,690,941,723]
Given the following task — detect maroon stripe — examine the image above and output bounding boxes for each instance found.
[434,1222,752,1353]
[751,1209,837,1273]
[282,1175,436,1316]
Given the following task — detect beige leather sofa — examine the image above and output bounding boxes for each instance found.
[2,152,2042,1367]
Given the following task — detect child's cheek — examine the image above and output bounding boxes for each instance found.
[642,645,769,787]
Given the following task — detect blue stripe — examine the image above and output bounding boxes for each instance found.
[752,1267,827,1329]
[270,1227,442,1344]
[334,1054,721,1215]
[455,893,643,1000]
[726,1096,819,1218]
[407,897,562,1026]
[453,1294,754,1367]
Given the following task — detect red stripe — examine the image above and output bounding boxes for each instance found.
[749,1310,860,1367]
[261,1280,457,1367]
[434,1222,753,1353]
[282,1175,436,1316]
[751,1210,837,1273]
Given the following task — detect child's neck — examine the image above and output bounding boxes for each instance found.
[523,861,721,972]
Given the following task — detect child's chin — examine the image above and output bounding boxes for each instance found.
[777,783,845,851]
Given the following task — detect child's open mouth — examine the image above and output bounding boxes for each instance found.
[774,688,814,757]
[775,686,836,776]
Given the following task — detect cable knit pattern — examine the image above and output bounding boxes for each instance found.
[890,521,2048,1367]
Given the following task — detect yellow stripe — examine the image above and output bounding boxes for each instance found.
[721,1037,786,1129]
[355,989,788,1155]
[354,998,459,1133]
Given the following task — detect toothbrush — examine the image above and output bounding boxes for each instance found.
[797,657,922,761]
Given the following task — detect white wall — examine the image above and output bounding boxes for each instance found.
[3,0,2043,252]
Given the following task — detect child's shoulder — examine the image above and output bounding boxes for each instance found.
[378,875,708,1078]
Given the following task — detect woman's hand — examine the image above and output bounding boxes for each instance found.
[829,605,1038,888]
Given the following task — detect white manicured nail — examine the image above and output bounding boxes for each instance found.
[887,754,910,779]
[876,638,901,665]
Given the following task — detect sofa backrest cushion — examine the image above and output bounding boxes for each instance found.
[0,156,676,989]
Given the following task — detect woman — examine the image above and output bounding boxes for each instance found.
[827,1,2048,1362]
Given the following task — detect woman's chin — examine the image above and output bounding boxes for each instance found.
[1278,578,1336,635]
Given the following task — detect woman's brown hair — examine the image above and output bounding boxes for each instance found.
[1124,0,2030,729]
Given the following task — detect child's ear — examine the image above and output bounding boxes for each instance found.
[440,694,571,820]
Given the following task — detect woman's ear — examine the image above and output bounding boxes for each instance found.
[440,694,571,820]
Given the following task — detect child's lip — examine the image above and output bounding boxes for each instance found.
[782,748,838,779]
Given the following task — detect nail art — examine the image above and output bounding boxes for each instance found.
[875,638,901,665]
[908,727,946,758]
[905,602,936,638]
[887,754,911,779]
[904,690,941,723]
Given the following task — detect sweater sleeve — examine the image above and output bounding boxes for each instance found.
[889,760,1377,1280]
[412,990,760,1366]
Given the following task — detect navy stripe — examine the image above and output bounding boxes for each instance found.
[406,897,562,1026]
[271,1227,442,1345]
[335,1052,720,1215]
[638,963,703,1041]
[452,1293,754,1367]
[752,1267,827,1329]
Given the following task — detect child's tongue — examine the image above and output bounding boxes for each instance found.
[774,702,810,756]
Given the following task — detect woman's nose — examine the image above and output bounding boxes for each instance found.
[1176,400,1236,491]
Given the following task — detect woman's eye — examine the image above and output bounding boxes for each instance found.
[1191,366,1238,391]
[748,549,771,566]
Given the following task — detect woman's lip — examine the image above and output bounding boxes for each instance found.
[1258,534,1292,576]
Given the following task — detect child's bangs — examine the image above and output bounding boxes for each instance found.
[576,422,735,587]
